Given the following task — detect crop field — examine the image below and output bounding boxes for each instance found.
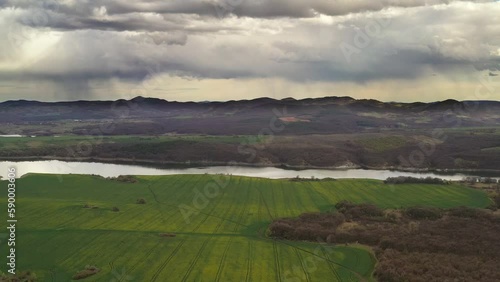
[354,136,408,152]
[0,174,491,281]
[0,135,248,149]
[2,130,500,171]
[481,146,500,152]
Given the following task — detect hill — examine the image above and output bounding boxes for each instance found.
[1,96,499,135]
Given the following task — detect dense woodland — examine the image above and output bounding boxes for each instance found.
[384,176,449,184]
[1,131,500,170]
[2,97,500,135]
[268,202,500,282]
[1,97,500,170]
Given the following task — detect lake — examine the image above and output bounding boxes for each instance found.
[0,135,26,137]
[0,160,498,181]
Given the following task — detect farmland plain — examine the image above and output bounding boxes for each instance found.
[0,174,491,281]
[2,128,500,171]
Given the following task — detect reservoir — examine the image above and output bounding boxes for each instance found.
[1,160,498,181]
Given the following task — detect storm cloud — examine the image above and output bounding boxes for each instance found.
[0,0,498,101]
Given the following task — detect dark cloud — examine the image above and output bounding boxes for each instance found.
[84,0,497,19]
[0,0,499,101]
[4,1,495,22]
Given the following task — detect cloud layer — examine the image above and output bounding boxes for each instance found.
[0,0,498,101]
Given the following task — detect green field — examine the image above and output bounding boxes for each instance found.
[0,135,249,149]
[0,174,491,281]
[355,136,408,152]
[481,146,500,152]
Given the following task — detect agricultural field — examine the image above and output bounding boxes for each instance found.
[2,129,500,170]
[0,174,491,281]
[354,136,408,152]
[481,146,500,152]
[0,135,248,149]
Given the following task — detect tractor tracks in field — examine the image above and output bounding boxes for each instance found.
[180,238,211,282]
[245,239,254,282]
[89,175,186,231]
[272,241,282,282]
[214,178,253,281]
[149,202,217,282]
[151,179,232,282]
[254,186,274,221]
[214,237,233,282]
[150,235,189,282]
[294,248,312,282]
[321,247,342,282]
[181,178,243,282]
[277,240,369,282]
[145,176,369,282]
[253,184,369,282]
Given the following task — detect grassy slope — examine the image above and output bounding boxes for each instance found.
[0,174,491,281]
[2,130,500,170]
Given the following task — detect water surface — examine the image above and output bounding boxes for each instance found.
[1,160,497,181]
[0,135,26,137]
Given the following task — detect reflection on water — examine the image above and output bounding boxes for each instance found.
[1,160,498,181]
[0,135,26,137]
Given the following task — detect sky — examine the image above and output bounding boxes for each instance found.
[0,0,499,102]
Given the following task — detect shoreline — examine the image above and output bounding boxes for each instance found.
[1,155,500,176]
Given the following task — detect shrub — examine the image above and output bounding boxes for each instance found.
[335,200,356,212]
[72,265,100,280]
[494,194,500,208]
[299,213,321,221]
[404,207,442,220]
[108,175,138,183]
[379,236,395,249]
[384,176,447,185]
[335,201,383,218]
[447,206,482,218]
[326,233,336,244]
[111,207,120,212]
[268,221,295,239]
[268,205,500,282]
[0,270,38,282]
[384,210,401,222]
[486,204,498,211]
[136,198,146,204]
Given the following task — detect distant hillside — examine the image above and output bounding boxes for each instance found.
[1,96,499,136]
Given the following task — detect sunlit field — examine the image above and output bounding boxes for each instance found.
[0,174,490,281]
